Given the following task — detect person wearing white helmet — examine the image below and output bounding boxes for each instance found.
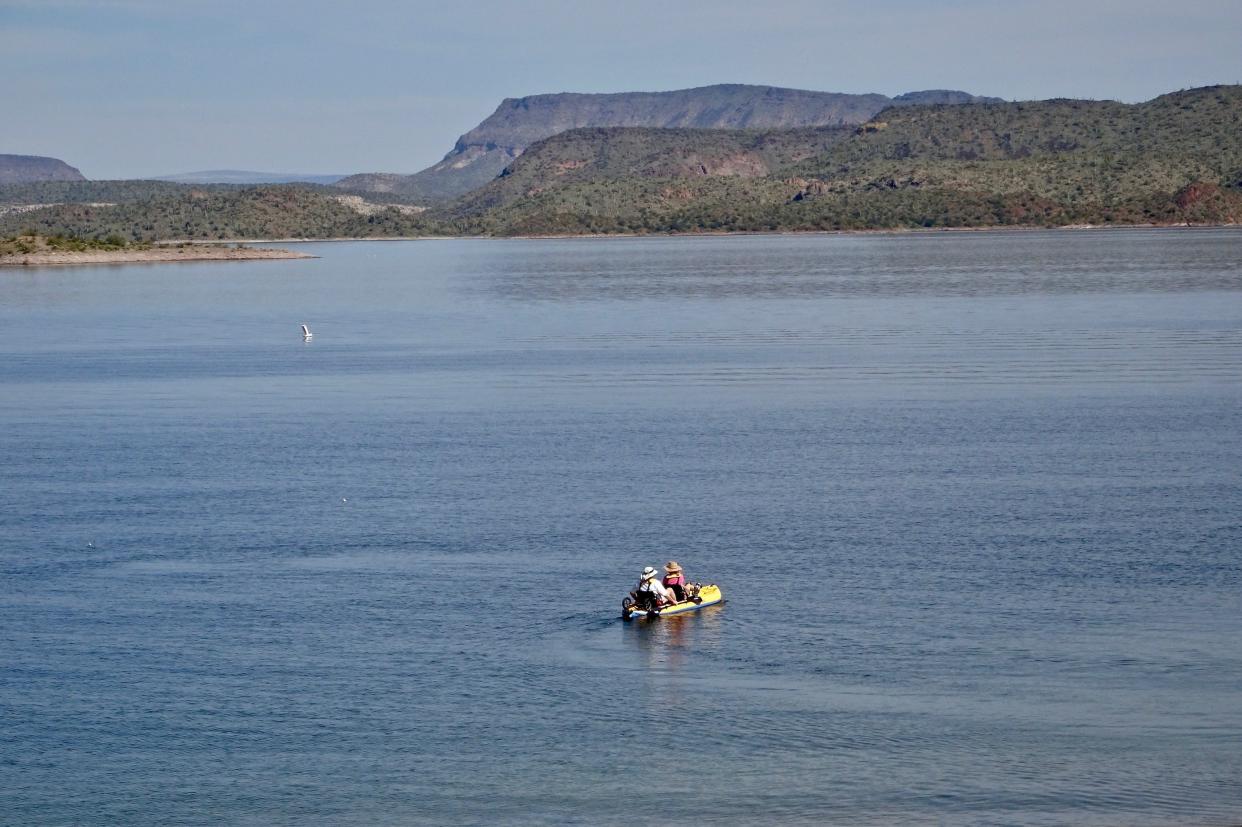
[634,565,674,610]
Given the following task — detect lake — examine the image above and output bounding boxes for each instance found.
[1,229,1240,825]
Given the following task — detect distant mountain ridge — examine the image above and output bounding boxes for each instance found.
[0,154,86,184]
[11,85,1237,241]
[336,84,1001,201]
[154,170,347,185]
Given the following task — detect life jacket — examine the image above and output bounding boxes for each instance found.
[663,574,684,587]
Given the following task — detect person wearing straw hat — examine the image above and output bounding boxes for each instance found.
[634,565,674,610]
[662,561,688,603]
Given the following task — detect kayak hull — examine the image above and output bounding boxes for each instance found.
[622,584,723,621]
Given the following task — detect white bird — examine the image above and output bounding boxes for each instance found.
[341,497,348,503]
[301,323,313,340]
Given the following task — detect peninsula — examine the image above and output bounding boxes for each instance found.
[0,234,314,267]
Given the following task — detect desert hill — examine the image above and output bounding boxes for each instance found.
[434,85,1242,234]
[337,84,1000,202]
[0,154,86,184]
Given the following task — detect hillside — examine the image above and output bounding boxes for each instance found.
[0,180,219,206]
[337,84,1000,202]
[435,85,1242,234]
[0,154,86,184]
[0,184,437,241]
[437,126,849,233]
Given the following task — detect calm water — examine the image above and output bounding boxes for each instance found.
[2,230,1240,826]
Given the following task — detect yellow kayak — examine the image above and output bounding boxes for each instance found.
[621,584,724,620]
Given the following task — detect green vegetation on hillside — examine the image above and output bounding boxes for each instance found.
[1,233,149,256]
[434,126,851,233]
[0,179,218,206]
[436,85,1242,234]
[0,185,442,241]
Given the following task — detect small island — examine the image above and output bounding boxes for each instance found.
[0,234,314,266]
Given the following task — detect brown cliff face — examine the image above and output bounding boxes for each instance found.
[1171,182,1242,222]
[1174,182,1220,209]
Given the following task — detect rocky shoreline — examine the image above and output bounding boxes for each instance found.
[0,245,315,267]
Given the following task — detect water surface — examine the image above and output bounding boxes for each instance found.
[2,229,1240,825]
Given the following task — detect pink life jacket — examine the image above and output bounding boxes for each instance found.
[663,574,685,587]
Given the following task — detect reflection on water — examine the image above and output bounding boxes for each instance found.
[472,229,1242,302]
[619,604,726,673]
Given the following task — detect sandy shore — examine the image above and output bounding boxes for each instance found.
[0,246,316,267]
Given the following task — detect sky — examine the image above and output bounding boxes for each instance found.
[3,0,1242,179]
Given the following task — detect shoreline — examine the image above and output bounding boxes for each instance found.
[199,221,1239,245]
[4,222,1236,261]
[0,245,316,267]
[503,221,1239,241]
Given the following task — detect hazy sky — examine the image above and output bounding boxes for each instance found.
[3,0,1241,179]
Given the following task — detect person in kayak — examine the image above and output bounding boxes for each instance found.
[635,565,674,610]
[662,561,687,603]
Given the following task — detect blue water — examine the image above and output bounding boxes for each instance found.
[2,230,1240,825]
